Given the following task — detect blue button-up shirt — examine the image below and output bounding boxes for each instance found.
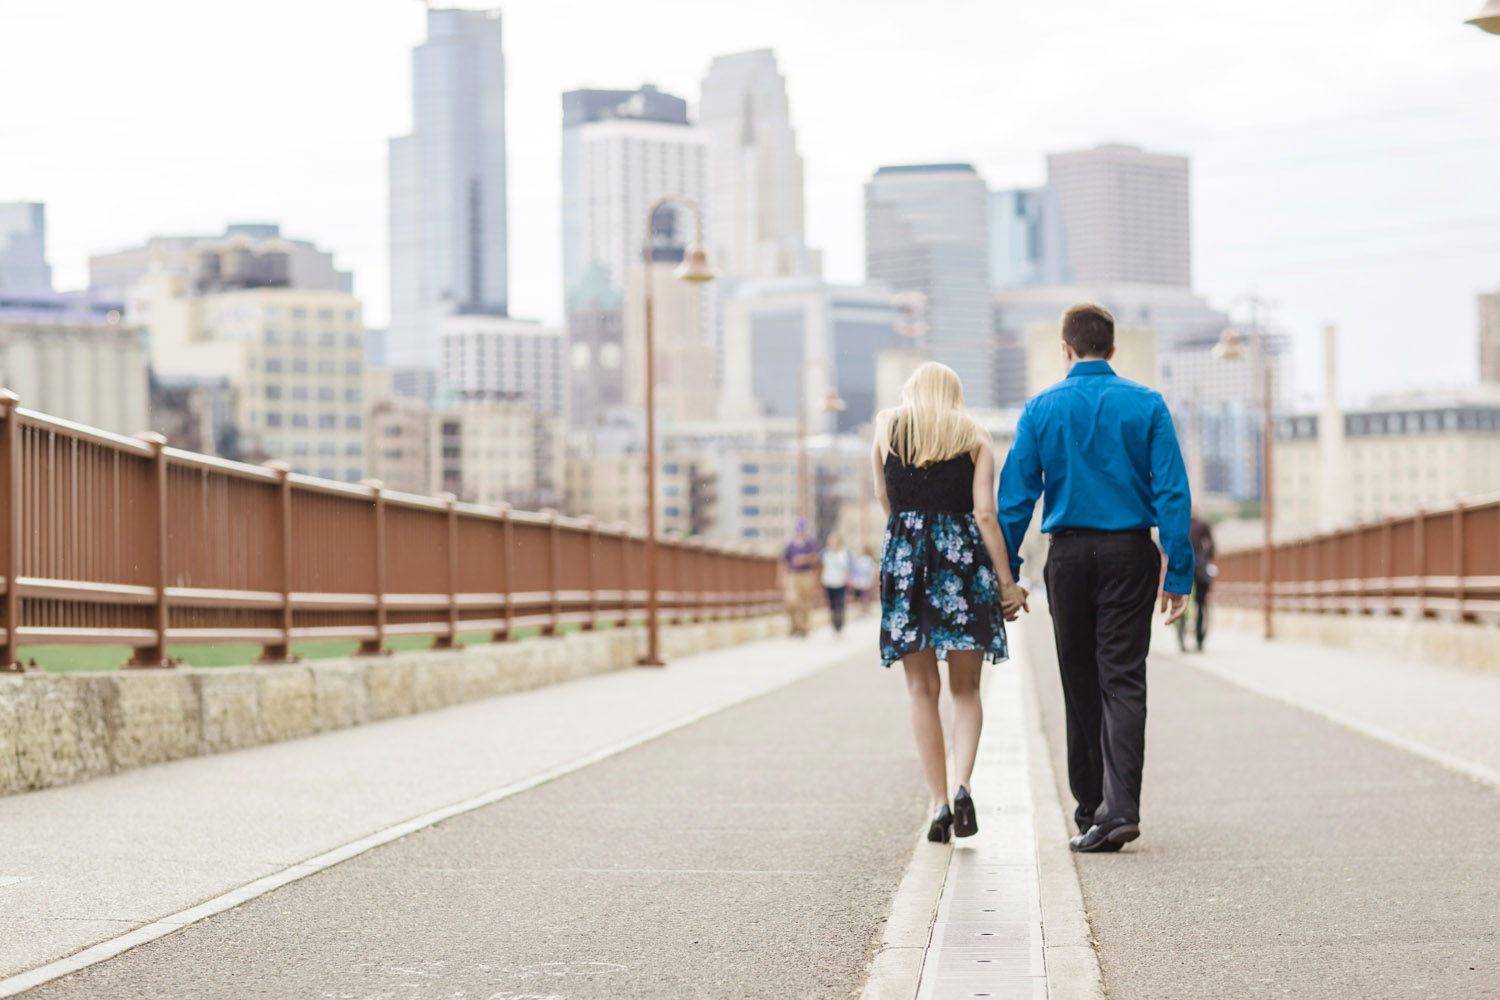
[997,360,1194,595]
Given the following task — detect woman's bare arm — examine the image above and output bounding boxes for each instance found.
[972,431,1027,616]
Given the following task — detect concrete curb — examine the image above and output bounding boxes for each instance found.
[0,615,793,798]
[859,824,949,1000]
[1019,621,1108,1000]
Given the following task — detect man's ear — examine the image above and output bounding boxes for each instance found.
[1105,346,1117,361]
[1061,340,1075,363]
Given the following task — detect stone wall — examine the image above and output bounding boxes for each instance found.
[1215,605,1500,674]
[0,615,795,797]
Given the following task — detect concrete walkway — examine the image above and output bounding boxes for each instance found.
[1029,608,1500,998]
[0,624,889,994]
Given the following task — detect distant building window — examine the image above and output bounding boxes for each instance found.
[318,441,336,455]
[345,415,362,430]
[292,330,308,346]
[292,359,308,374]
[292,413,309,428]
[442,421,460,436]
[664,506,680,518]
[345,388,362,404]
[318,387,335,402]
[664,484,680,497]
[318,332,336,348]
[292,386,308,402]
[742,527,760,538]
[317,413,337,429]
[663,463,679,474]
[345,309,357,322]
[318,309,334,322]
[291,308,307,320]
[742,484,760,496]
[741,505,760,516]
[318,467,336,480]
[345,361,363,376]
[264,330,282,345]
[345,333,362,349]
[345,443,363,456]
[265,358,283,373]
[317,359,335,375]
[266,412,282,428]
[741,463,759,474]
[265,385,283,400]
[264,306,283,320]
[344,468,362,482]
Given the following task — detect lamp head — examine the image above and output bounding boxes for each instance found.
[1212,326,1247,361]
[673,243,717,283]
[1468,0,1500,32]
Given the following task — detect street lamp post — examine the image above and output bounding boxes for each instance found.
[1212,298,1275,641]
[639,195,715,667]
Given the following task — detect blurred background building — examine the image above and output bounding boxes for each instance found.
[0,202,53,294]
[388,6,509,400]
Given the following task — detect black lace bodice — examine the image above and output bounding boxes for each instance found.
[883,448,976,514]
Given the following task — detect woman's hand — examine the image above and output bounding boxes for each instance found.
[1000,581,1029,620]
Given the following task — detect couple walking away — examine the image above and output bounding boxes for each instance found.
[876,304,1192,853]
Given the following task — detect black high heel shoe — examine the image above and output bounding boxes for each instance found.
[953,785,978,838]
[927,804,954,843]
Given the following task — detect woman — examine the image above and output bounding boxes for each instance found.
[874,362,1027,843]
[821,532,853,633]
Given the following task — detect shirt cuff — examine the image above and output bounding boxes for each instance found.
[1163,569,1192,595]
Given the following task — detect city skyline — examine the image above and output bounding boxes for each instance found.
[4,0,1499,407]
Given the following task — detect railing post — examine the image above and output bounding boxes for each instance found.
[582,516,599,630]
[1453,500,1466,622]
[1382,516,1394,615]
[434,493,459,649]
[358,479,386,655]
[492,504,514,642]
[1414,508,1427,619]
[259,460,293,662]
[618,523,632,627]
[128,432,171,667]
[0,390,20,671]
[542,509,560,636]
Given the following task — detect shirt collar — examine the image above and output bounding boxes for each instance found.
[1066,360,1116,378]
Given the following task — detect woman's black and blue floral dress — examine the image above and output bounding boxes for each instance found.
[879,448,1009,667]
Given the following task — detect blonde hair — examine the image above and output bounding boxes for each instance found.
[884,362,981,467]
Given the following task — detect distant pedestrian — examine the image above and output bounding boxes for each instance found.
[875,362,1026,844]
[821,533,853,633]
[850,548,878,617]
[998,303,1192,854]
[782,518,819,638]
[1178,510,1217,652]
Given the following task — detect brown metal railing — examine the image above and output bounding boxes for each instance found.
[1216,495,1500,622]
[0,391,782,669]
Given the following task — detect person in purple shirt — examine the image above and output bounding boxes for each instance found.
[998,303,1192,855]
[782,518,820,637]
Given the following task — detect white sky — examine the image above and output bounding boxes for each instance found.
[3,0,1498,406]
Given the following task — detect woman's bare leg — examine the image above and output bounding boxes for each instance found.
[947,651,984,793]
[902,649,947,808]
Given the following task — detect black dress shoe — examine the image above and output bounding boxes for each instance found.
[953,786,978,838]
[1069,819,1140,853]
[927,804,954,843]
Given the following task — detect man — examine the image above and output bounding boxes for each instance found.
[1178,509,1216,653]
[781,518,820,637]
[997,304,1192,853]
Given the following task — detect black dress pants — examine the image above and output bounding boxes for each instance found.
[1044,530,1161,829]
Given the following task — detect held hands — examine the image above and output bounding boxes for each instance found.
[1000,581,1030,621]
[1160,589,1189,626]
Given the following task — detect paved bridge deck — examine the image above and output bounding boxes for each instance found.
[2,612,1498,998]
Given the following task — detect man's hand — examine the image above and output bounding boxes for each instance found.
[1160,590,1188,626]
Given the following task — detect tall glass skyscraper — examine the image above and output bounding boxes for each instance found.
[388,7,509,396]
[989,186,1069,290]
[0,202,52,294]
[865,164,993,405]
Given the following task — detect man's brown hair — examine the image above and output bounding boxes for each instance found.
[1062,303,1114,358]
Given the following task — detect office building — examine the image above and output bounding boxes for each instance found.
[698,50,818,281]
[1482,288,1500,385]
[0,202,52,293]
[388,7,509,391]
[566,264,625,428]
[1047,144,1191,288]
[989,187,1069,289]
[721,278,902,432]
[623,252,717,424]
[865,164,993,404]
[90,224,351,300]
[439,315,565,419]
[0,291,147,434]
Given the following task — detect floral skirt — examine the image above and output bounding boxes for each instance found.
[879,511,1009,667]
